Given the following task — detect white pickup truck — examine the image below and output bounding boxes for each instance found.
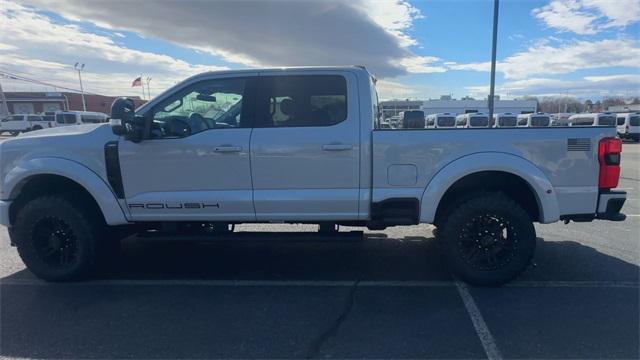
[0,114,55,135]
[0,66,627,285]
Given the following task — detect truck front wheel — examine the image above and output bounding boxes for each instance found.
[13,195,103,281]
[438,192,536,286]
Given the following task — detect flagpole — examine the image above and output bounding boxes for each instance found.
[140,74,145,100]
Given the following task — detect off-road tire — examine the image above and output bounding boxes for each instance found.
[439,192,536,286]
[13,195,104,281]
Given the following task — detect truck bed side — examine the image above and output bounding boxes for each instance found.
[372,126,618,223]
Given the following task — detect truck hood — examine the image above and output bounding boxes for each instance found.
[14,123,108,139]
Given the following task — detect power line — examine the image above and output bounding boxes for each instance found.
[0,69,101,95]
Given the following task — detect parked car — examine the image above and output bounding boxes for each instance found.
[55,111,109,127]
[616,112,640,142]
[455,113,490,128]
[0,114,55,135]
[557,113,617,127]
[493,113,518,128]
[517,113,551,127]
[401,110,425,129]
[0,66,626,286]
[425,113,456,128]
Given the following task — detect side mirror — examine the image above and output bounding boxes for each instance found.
[110,97,143,142]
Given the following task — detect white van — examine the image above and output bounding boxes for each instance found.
[550,113,573,126]
[55,111,109,127]
[0,114,55,135]
[493,113,518,128]
[616,112,640,142]
[425,113,456,128]
[565,113,617,127]
[455,113,490,128]
[516,113,551,127]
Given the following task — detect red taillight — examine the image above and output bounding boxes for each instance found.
[598,137,622,189]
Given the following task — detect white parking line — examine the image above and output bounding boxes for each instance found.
[456,281,503,360]
[0,279,638,287]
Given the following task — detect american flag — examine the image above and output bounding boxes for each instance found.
[131,77,142,87]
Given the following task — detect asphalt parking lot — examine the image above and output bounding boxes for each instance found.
[0,136,638,359]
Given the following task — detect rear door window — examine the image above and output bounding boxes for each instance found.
[257,75,347,127]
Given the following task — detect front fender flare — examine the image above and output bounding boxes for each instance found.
[4,157,129,225]
[419,152,560,224]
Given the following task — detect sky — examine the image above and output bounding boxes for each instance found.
[0,0,638,100]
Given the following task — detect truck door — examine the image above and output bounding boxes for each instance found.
[117,75,258,222]
[250,73,360,221]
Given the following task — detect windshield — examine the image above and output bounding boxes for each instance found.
[469,116,489,127]
[499,116,517,126]
[437,116,455,127]
[530,116,550,127]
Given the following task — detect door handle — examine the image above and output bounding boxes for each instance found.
[214,146,242,153]
[322,144,353,151]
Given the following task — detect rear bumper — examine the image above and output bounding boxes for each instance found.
[560,190,626,222]
[596,190,626,221]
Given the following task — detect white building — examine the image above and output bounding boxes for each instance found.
[422,98,537,116]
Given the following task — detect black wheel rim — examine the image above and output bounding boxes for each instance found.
[31,217,78,268]
[457,213,518,271]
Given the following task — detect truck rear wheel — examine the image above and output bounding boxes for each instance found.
[13,195,103,281]
[438,192,536,286]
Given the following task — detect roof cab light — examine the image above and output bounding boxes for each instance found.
[598,137,622,189]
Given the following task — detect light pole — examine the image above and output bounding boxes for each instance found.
[0,76,9,117]
[74,62,86,111]
[488,0,499,120]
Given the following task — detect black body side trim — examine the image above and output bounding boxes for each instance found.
[371,198,420,226]
[104,141,125,199]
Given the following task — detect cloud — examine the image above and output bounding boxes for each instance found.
[0,1,230,95]
[449,38,640,79]
[533,0,640,34]
[21,0,428,78]
[465,74,640,99]
[397,56,448,74]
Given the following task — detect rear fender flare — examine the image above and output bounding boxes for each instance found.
[420,152,560,224]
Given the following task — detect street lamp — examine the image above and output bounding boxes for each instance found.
[74,62,86,111]
[488,0,499,120]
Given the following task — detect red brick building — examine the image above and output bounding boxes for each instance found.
[2,92,146,115]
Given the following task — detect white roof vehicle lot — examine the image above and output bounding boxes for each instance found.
[455,113,490,128]
[0,113,55,134]
[0,66,627,286]
[425,113,456,128]
[616,112,640,142]
[55,111,109,127]
[517,113,551,127]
